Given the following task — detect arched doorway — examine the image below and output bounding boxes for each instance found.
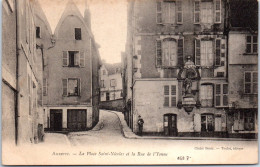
[163,114,177,136]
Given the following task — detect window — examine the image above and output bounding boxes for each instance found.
[106,92,110,101]
[163,2,175,24]
[110,79,117,87]
[201,2,213,24]
[75,28,82,40]
[234,111,255,131]
[200,85,213,107]
[244,72,258,94]
[63,51,85,67]
[43,78,47,96]
[36,26,41,38]
[244,111,255,131]
[164,85,177,107]
[201,41,213,66]
[100,80,105,88]
[246,35,258,54]
[62,78,80,96]
[215,83,228,107]
[201,114,214,132]
[162,39,177,66]
[176,0,183,24]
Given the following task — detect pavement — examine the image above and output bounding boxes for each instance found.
[41,109,257,147]
[109,110,257,141]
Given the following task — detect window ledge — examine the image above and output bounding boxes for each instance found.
[242,93,258,96]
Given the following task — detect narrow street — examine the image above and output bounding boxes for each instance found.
[68,110,257,151]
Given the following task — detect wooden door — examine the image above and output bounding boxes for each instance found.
[67,109,86,131]
[164,114,177,136]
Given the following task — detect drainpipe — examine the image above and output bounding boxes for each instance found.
[15,0,21,145]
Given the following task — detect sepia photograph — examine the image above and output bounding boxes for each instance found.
[1,0,258,165]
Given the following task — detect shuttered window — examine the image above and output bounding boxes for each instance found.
[156,40,162,67]
[176,0,183,24]
[215,39,221,66]
[215,83,228,107]
[214,0,221,23]
[156,1,162,24]
[195,39,201,65]
[164,85,177,107]
[201,2,213,24]
[194,1,200,23]
[201,40,213,66]
[162,39,177,66]
[163,2,176,24]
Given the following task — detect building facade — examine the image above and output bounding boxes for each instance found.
[123,0,239,137]
[2,0,45,146]
[43,1,101,132]
[100,62,123,101]
[227,0,258,138]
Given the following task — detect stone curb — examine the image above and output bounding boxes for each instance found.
[108,110,257,142]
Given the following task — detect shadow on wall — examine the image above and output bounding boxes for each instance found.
[99,99,124,112]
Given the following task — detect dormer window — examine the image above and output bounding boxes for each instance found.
[75,28,82,40]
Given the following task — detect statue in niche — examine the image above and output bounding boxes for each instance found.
[183,78,192,96]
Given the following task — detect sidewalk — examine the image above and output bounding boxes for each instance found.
[38,132,71,146]
[110,110,257,141]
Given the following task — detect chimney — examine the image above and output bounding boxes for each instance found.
[84,0,91,29]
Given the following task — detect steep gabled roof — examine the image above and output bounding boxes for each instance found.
[103,63,122,75]
[229,0,258,31]
[53,0,94,38]
[32,0,52,35]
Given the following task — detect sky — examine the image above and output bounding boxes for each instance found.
[38,0,127,64]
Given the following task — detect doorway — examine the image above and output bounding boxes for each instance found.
[163,114,177,136]
[67,109,86,131]
[50,109,62,131]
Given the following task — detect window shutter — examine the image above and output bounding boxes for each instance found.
[75,52,80,66]
[194,1,200,24]
[195,39,201,65]
[63,51,68,66]
[177,38,184,67]
[215,0,221,23]
[215,39,221,66]
[80,51,85,67]
[156,1,162,24]
[171,85,177,107]
[78,78,81,96]
[176,0,183,24]
[223,84,228,106]
[215,84,221,107]
[156,40,162,67]
[62,79,68,96]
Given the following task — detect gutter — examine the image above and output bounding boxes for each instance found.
[15,0,21,145]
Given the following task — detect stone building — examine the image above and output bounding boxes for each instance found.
[42,1,101,132]
[2,0,45,146]
[100,62,123,101]
[123,0,230,137]
[227,0,258,138]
